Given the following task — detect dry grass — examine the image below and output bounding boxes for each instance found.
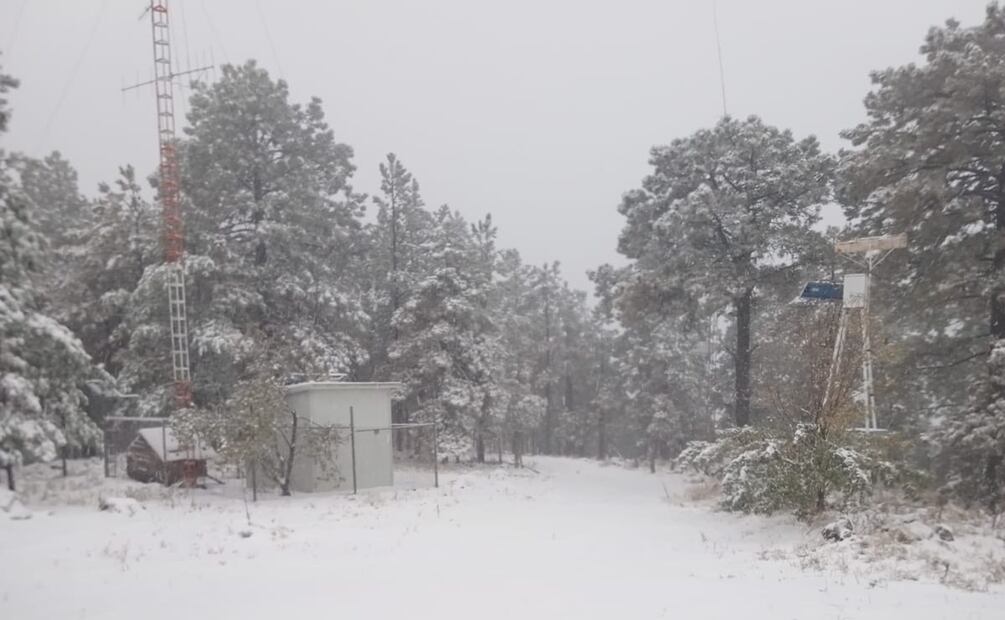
[684,478,721,503]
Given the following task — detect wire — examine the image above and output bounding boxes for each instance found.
[178,0,194,72]
[200,0,229,65]
[3,0,29,61]
[168,0,188,123]
[39,0,108,149]
[711,0,727,117]
[255,0,285,80]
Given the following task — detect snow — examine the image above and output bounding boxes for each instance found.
[0,487,31,520]
[97,496,144,516]
[1,457,1003,619]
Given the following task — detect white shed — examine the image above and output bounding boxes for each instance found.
[282,381,401,493]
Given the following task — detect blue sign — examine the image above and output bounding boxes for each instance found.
[799,281,843,302]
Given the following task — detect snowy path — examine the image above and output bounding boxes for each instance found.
[2,457,1002,619]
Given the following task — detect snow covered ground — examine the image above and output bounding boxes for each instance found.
[2,457,1003,619]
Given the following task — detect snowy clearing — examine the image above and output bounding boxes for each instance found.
[2,457,1003,620]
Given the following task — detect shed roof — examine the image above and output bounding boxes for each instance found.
[137,427,217,462]
[284,381,403,395]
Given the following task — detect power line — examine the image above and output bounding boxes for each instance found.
[200,0,229,65]
[712,0,728,118]
[255,0,285,80]
[3,0,29,61]
[39,0,108,149]
[178,0,194,73]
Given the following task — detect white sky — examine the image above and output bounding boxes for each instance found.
[0,0,989,292]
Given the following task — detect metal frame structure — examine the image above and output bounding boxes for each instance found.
[823,233,907,430]
[151,1,191,407]
[124,1,211,409]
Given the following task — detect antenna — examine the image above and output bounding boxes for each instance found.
[122,1,212,411]
[712,0,728,117]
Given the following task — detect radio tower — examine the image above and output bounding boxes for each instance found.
[150,1,193,410]
[124,1,210,409]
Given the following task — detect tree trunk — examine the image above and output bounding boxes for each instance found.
[475,433,485,464]
[60,411,68,477]
[992,200,1005,340]
[4,464,13,492]
[597,408,607,460]
[512,432,523,468]
[394,401,405,452]
[543,383,554,454]
[542,296,554,454]
[280,412,298,496]
[985,197,1005,511]
[734,290,754,427]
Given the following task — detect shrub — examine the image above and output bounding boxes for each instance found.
[680,423,907,518]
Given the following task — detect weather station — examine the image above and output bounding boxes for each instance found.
[820,233,907,431]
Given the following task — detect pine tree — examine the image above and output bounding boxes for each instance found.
[528,262,564,453]
[57,166,159,374]
[0,68,96,485]
[368,154,433,400]
[120,61,369,416]
[616,115,835,427]
[839,6,1005,512]
[0,59,15,133]
[389,206,499,460]
[494,249,544,462]
[8,151,88,251]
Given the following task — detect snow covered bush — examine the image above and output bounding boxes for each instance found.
[675,427,761,477]
[679,424,904,518]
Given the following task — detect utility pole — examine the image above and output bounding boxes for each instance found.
[123,1,211,410]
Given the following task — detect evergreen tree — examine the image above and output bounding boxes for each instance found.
[368,154,433,380]
[389,206,499,460]
[839,6,1005,512]
[0,69,96,485]
[0,59,15,133]
[120,61,369,416]
[528,262,564,453]
[616,115,835,426]
[59,166,158,374]
[8,151,88,251]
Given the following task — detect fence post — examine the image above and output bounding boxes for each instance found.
[161,425,169,486]
[349,406,358,495]
[103,425,110,478]
[433,420,439,489]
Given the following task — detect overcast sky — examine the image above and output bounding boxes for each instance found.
[0,0,990,292]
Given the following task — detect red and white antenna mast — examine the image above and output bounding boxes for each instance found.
[151,0,191,409]
[125,1,211,409]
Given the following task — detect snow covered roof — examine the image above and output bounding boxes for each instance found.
[284,381,403,395]
[136,427,217,462]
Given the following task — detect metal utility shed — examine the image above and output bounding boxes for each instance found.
[283,381,401,493]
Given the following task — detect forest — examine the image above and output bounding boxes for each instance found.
[2,5,1005,522]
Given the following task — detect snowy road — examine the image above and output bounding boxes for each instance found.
[2,457,1002,619]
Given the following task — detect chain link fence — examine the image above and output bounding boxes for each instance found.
[105,416,438,493]
[246,420,439,498]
